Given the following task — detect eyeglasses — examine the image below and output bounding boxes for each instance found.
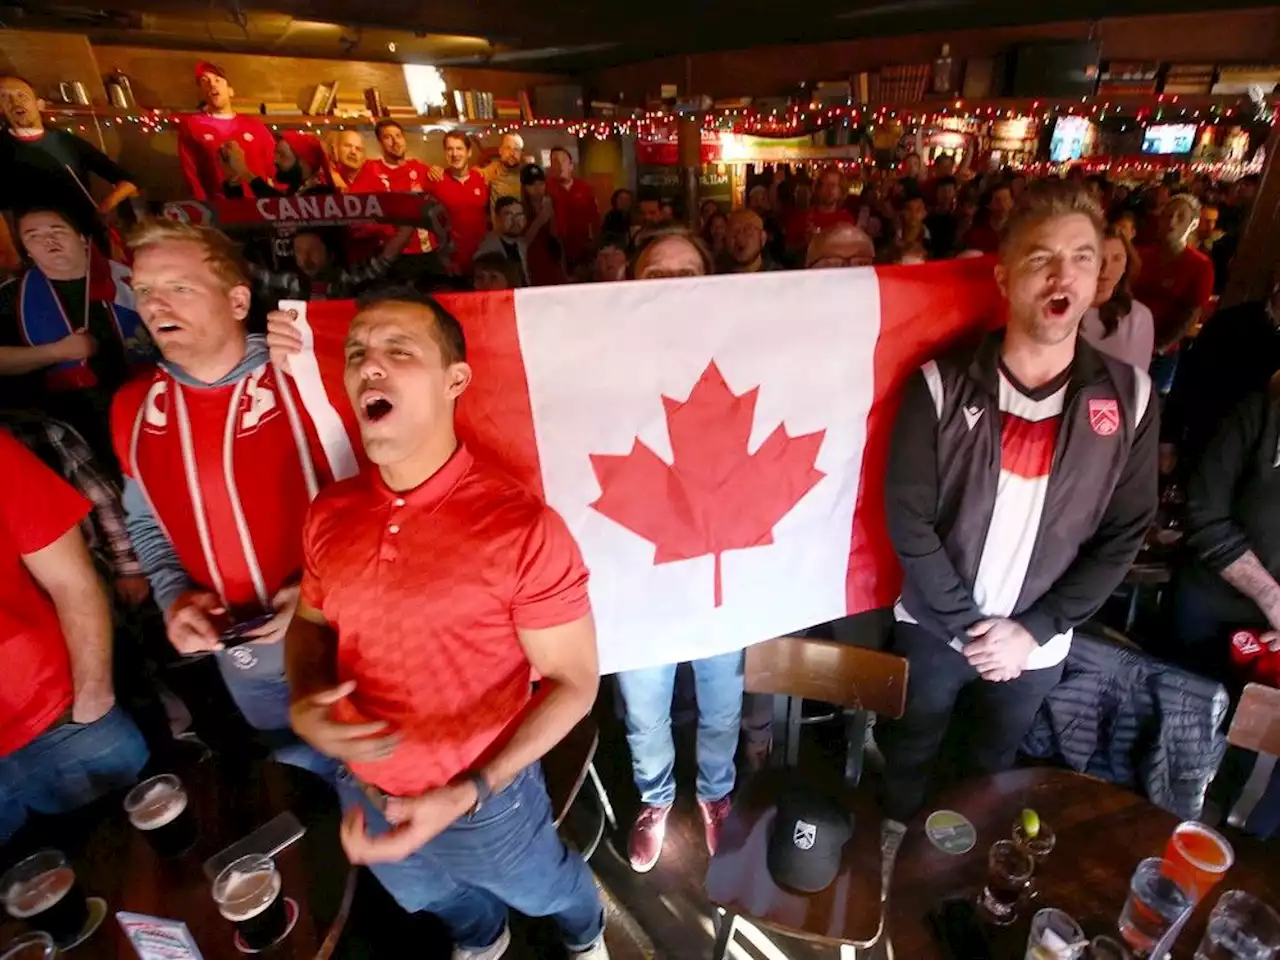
[809,256,875,269]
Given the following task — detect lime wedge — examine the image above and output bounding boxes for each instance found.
[1020,808,1041,839]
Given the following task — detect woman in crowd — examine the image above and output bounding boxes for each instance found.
[702,211,728,263]
[603,188,633,236]
[1079,222,1154,370]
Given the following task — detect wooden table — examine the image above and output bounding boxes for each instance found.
[887,768,1279,958]
[0,758,352,959]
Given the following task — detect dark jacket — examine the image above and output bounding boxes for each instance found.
[1021,632,1229,820]
[1182,378,1280,624]
[887,332,1159,645]
[1164,300,1280,468]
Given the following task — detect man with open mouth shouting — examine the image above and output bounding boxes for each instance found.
[277,288,608,960]
[878,180,1159,823]
[109,219,336,773]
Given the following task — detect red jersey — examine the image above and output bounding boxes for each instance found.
[111,360,334,617]
[0,430,88,755]
[785,207,855,250]
[347,158,436,257]
[526,218,567,286]
[177,112,276,201]
[432,169,490,275]
[961,220,1002,255]
[1133,245,1215,350]
[302,446,591,796]
[546,177,600,267]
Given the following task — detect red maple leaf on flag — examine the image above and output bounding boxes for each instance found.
[589,361,826,608]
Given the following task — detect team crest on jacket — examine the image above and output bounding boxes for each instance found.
[1088,398,1120,437]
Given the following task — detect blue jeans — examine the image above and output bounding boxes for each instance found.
[616,650,744,806]
[336,764,603,951]
[216,643,335,780]
[0,704,149,844]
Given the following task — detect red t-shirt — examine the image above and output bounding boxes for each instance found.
[177,112,276,201]
[301,446,591,796]
[785,207,855,250]
[1133,245,1215,349]
[546,177,600,267]
[432,169,491,275]
[347,158,436,257]
[960,220,1002,255]
[0,430,89,755]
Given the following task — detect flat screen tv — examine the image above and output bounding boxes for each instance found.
[1142,123,1197,155]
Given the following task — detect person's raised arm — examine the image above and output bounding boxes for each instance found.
[23,524,115,723]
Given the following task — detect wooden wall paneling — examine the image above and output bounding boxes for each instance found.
[0,30,108,106]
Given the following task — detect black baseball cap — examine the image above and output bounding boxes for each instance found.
[520,162,546,185]
[767,783,853,893]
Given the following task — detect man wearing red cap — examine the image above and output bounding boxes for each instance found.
[177,61,276,201]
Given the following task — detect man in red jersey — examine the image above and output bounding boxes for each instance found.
[347,120,440,279]
[430,131,490,278]
[328,130,366,192]
[283,287,607,959]
[546,146,600,275]
[785,166,854,258]
[0,429,148,844]
[111,220,336,770]
[177,61,276,201]
[1134,193,1215,394]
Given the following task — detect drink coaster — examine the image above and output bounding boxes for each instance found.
[925,809,977,855]
[60,896,108,949]
[233,897,298,954]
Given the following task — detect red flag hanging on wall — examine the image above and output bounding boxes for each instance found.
[284,257,1002,674]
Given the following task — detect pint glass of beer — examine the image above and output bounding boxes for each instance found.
[213,855,291,950]
[0,933,55,960]
[0,851,89,948]
[124,774,198,858]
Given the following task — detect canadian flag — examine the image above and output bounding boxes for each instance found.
[283,257,1002,674]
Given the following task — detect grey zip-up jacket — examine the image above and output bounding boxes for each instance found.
[886,331,1159,646]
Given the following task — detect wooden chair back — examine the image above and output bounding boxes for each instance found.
[1228,683,1280,755]
[744,635,909,719]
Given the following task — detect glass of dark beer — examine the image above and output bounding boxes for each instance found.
[124,774,198,857]
[213,855,292,951]
[0,933,56,960]
[978,839,1036,926]
[0,851,89,948]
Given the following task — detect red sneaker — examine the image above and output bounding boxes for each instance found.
[627,804,672,873]
[698,796,733,856]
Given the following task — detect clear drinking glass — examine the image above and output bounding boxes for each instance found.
[978,839,1036,926]
[1118,857,1193,956]
[1087,936,1132,960]
[1194,890,1280,960]
[1026,907,1085,959]
[1165,822,1234,903]
[0,933,56,960]
[0,851,89,947]
[212,854,290,951]
[124,773,198,858]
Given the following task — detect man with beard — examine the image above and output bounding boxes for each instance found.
[0,207,151,464]
[348,120,440,279]
[110,220,336,771]
[721,209,780,273]
[482,133,532,216]
[177,62,276,201]
[0,76,137,245]
[328,131,367,192]
[785,166,854,258]
[878,182,1158,822]
[282,288,608,959]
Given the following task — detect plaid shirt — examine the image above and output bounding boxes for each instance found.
[0,411,142,579]
[252,255,395,303]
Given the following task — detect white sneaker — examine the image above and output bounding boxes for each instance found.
[451,924,511,960]
[571,939,610,959]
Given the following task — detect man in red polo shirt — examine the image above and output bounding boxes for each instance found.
[547,146,600,275]
[177,61,276,201]
[1134,193,1215,394]
[284,288,607,960]
[0,429,148,843]
[429,131,490,278]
